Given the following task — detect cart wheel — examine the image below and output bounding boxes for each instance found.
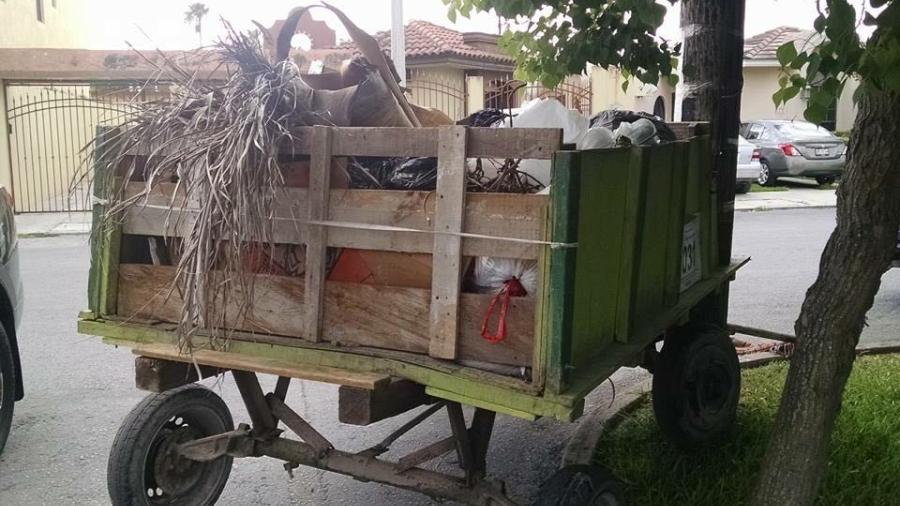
[535,464,625,506]
[652,324,740,448]
[108,384,234,506]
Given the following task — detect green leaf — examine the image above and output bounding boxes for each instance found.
[447,6,457,23]
[804,102,827,124]
[790,74,807,87]
[622,79,630,94]
[782,85,801,102]
[777,42,798,67]
[814,14,826,33]
[668,74,680,87]
[772,88,785,107]
[806,53,822,81]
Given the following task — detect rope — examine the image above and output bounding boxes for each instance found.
[108,202,579,249]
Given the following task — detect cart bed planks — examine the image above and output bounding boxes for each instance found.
[79,124,743,422]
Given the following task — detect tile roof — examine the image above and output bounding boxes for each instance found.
[744,26,822,61]
[335,20,515,66]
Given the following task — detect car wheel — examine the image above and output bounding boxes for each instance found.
[815,176,836,186]
[0,325,15,455]
[735,181,752,194]
[758,161,777,187]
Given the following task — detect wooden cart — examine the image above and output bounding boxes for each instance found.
[79,124,746,505]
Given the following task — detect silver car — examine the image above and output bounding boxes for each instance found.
[736,135,761,194]
[740,120,846,186]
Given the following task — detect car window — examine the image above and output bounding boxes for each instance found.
[772,121,833,138]
[759,127,774,140]
[745,124,764,140]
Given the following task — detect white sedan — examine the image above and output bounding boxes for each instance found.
[736,134,761,194]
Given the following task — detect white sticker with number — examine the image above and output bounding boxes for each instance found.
[680,217,702,292]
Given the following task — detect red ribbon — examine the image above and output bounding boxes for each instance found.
[481,278,527,344]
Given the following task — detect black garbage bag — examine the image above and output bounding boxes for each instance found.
[589,109,677,143]
[386,157,438,190]
[348,156,438,190]
[457,108,509,127]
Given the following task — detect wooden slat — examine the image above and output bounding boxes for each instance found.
[116,264,535,367]
[132,127,561,159]
[132,343,392,390]
[429,126,468,360]
[121,184,548,260]
[466,127,563,160]
[314,127,561,160]
[304,126,333,342]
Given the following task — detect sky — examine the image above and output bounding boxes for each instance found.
[85,0,839,51]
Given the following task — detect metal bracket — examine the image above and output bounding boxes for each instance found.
[178,423,254,461]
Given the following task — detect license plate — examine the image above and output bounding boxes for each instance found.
[815,148,827,156]
[681,217,702,292]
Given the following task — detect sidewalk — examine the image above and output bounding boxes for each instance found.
[15,211,91,236]
[736,187,836,212]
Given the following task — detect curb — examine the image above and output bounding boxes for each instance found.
[561,352,789,467]
[735,203,836,213]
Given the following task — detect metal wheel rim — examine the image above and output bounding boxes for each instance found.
[758,164,769,185]
[685,348,732,426]
[141,406,221,504]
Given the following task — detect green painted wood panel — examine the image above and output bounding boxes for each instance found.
[568,148,637,369]
[543,151,580,394]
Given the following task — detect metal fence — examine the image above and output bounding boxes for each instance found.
[4,82,155,213]
[406,69,467,121]
[484,77,592,116]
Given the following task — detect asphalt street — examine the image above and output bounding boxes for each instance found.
[0,207,897,505]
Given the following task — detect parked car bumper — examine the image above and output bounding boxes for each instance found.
[736,161,760,182]
[780,156,845,177]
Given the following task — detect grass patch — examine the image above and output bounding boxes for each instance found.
[593,355,900,505]
[748,184,788,193]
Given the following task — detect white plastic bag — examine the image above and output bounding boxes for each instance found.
[578,126,615,150]
[472,257,538,295]
[501,98,589,186]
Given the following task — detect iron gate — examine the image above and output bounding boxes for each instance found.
[4,82,153,213]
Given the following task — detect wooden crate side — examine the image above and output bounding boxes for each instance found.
[567,148,632,369]
[116,264,534,367]
[429,126,468,359]
[612,148,649,343]
[663,143,690,305]
[630,143,677,327]
[278,127,563,160]
[122,184,549,260]
[542,151,580,394]
[87,126,121,317]
[79,319,577,420]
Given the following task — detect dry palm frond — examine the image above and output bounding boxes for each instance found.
[88,23,322,350]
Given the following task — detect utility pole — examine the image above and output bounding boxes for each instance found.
[391,0,406,86]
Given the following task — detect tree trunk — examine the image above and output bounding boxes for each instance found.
[750,89,900,505]
[680,0,745,323]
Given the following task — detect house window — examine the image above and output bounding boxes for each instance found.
[36,0,45,22]
[653,96,666,120]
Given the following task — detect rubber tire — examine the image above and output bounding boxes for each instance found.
[535,464,626,506]
[815,175,836,186]
[758,160,777,187]
[0,325,16,455]
[652,325,740,449]
[108,384,234,506]
[735,181,752,194]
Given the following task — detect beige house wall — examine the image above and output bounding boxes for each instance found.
[0,81,11,193]
[0,0,90,48]
[742,65,859,131]
[407,66,467,121]
[590,66,675,120]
